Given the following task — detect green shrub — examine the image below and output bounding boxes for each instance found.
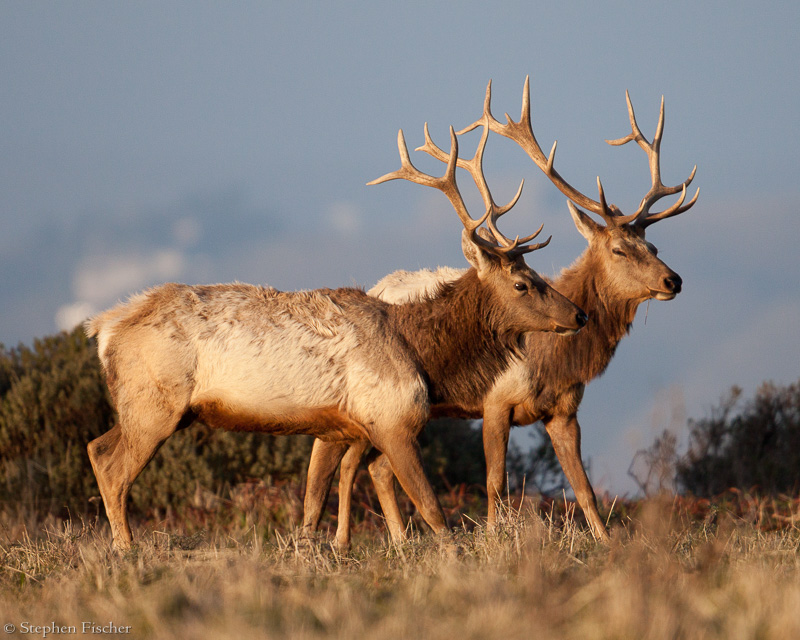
[418,418,485,492]
[0,328,114,515]
[418,419,570,496]
[0,327,312,519]
[678,380,800,497]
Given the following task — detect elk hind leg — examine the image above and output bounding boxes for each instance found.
[332,440,369,551]
[372,433,448,537]
[302,439,349,535]
[88,409,185,550]
[367,451,407,544]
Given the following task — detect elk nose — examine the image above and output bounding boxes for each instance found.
[575,310,588,328]
[664,274,682,293]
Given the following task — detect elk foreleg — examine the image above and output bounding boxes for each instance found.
[302,439,349,535]
[544,414,609,541]
[482,403,513,529]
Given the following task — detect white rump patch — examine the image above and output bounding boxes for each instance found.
[368,267,466,304]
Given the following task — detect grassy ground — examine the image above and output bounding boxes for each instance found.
[2,489,800,639]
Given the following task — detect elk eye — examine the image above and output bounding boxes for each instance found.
[514,282,528,292]
[612,248,627,257]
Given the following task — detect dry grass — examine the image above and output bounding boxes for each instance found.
[2,494,800,640]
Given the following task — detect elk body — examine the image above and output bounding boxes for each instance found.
[86,125,585,550]
[303,78,698,545]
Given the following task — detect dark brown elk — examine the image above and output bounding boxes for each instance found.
[85,124,586,550]
[303,78,698,546]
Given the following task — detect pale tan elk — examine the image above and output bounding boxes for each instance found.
[303,78,698,547]
[85,124,586,550]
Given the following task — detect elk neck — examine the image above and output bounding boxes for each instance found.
[529,249,640,385]
[386,268,522,406]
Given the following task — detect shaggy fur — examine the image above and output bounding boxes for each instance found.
[388,270,523,406]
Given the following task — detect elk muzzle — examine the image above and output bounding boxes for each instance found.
[553,309,588,335]
[652,272,683,300]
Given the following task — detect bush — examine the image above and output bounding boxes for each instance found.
[677,380,800,497]
[0,327,313,519]
[506,424,569,495]
[418,418,485,492]
[419,418,571,497]
[0,328,114,515]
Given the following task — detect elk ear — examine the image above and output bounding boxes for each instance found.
[568,201,602,242]
[461,228,499,273]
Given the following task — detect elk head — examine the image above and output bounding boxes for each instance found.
[368,121,587,335]
[460,77,699,305]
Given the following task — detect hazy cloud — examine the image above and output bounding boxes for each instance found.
[326,201,362,236]
[55,249,187,331]
[72,250,186,304]
[55,302,96,334]
[172,216,203,249]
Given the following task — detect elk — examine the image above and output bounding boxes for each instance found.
[85,123,586,550]
[303,77,698,546]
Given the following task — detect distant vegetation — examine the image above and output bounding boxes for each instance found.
[678,381,800,496]
[630,379,800,498]
[0,328,114,516]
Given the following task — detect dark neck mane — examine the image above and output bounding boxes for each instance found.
[387,269,522,405]
[529,250,640,386]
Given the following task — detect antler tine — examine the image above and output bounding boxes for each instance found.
[419,119,503,214]
[595,176,635,225]
[417,122,470,173]
[606,90,646,148]
[477,222,551,257]
[654,94,666,151]
[368,128,455,190]
[369,126,495,250]
[416,122,498,230]
[467,115,528,252]
[455,79,504,136]
[497,224,551,257]
[418,117,548,259]
[462,76,615,222]
[636,182,700,228]
[606,91,699,227]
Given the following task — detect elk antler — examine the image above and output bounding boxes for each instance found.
[457,76,621,226]
[459,77,698,229]
[416,117,549,257]
[605,91,699,228]
[369,125,549,260]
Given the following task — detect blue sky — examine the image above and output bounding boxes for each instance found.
[2,2,798,495]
